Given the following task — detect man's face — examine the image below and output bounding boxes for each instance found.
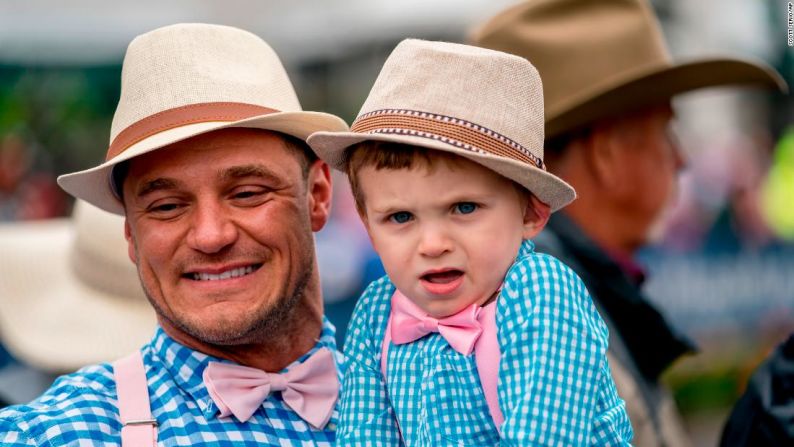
[359,155,541,318]
[610,105,684,249]
[122,128,330,345]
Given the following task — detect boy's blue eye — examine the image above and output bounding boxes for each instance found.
[455,202,478,214]
[389,211,413,224]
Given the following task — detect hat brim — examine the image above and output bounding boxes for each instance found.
[58,111,350,215]
[308,131,576,212]
[0,219,156,372]
[548,57,788,138]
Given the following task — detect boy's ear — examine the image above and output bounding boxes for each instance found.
[522,195,551,239]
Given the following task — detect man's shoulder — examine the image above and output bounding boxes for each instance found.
[0,362,119,445]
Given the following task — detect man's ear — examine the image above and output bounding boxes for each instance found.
[585,123,623,193]
[306,160,333,232]
[124,219,137,264]
[522,194,551,239]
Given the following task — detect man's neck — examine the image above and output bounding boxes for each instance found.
[159,298,325,373]
[563,203,639,260]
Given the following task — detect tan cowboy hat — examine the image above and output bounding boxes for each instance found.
[57,23,349,215]
[0,201,156,373]
[308,39,576,212]
[470,0,787,139]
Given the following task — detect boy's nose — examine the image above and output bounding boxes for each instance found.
[417,225,453,258]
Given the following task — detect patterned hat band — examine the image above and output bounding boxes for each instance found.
[350,109,545,170]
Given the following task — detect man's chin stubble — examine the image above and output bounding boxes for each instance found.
[143,264,312,346]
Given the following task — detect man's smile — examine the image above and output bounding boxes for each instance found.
[183,263,263,282]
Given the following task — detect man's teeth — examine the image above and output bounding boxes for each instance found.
[192,266,256,281]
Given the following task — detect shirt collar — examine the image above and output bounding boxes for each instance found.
[147,317,339,419]
[603,248,647,286]
[518,238,535,258]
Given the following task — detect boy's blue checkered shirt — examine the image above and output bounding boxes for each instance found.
[339,240,634,446]
[0,318,343,446]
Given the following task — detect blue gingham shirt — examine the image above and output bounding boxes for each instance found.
[339,240,633,446]
[0,318,343,446]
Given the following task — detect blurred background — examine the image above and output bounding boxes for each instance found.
[0,0,792,444]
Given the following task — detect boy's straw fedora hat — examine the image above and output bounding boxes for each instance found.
[308,39,576,212]
[470,0,787,139]
[57,23,348,215]
[0,201,156,372]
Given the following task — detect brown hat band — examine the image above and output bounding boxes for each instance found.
[106,102,280,160]
[350,109,544,170]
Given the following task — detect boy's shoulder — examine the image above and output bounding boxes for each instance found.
[0,362,118,445]
[507,239,585,289]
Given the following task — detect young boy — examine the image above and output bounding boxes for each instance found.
[308,39,633,446]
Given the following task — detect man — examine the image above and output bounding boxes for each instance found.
[0,23,349,446]
[471,0,786,446]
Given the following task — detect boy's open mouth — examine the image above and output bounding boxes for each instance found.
[421,269,463,284]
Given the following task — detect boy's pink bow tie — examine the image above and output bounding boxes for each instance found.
[390,290,483,355]
[202,347,339,429]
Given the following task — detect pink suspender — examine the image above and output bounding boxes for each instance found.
[380,298,505,431]
[113,351,158,447]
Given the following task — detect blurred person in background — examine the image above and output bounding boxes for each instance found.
[0,201,156,407]
[717,128,794,446]
[0,23,349,446]
[0,132,66,221]
[472,0,786,445]
[719,332,794,446]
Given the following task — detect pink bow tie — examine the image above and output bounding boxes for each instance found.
[390,290,484,355]
[202,347,339,429]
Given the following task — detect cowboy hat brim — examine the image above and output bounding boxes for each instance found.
[548,56,787,138]
[308,131,576,212]
[0,219,156,373]
[58,110,349,215]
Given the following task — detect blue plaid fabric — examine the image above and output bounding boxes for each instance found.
[339,240,633,446]
[0,318,343,446]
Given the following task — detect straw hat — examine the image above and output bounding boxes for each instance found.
[57,23,349,215]
[471,0,787,139]
[0,201,156,372]
[308,39,576,212]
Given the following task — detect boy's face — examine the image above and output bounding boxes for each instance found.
[359,155,544,318]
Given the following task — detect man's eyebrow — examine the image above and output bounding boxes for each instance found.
[221,165,283,184]
[136,178,180,198]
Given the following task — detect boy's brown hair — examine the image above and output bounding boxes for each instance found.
[345,140,534,217]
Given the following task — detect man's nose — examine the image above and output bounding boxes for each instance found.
[187,202,238,254]
[417,223,453,258]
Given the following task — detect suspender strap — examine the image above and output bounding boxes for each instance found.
[472,302,504,429]
[381,296,505,432]
[113,351,157,447]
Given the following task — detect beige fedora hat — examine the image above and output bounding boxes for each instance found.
[57,23,349,215]
[471,0,787,139]
[308,39,575,212]
[0,201,156,373]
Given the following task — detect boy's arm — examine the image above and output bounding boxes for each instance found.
[338,278,402,447]
[496,254,610,445]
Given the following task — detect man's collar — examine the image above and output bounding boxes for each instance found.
[147,317,339,419]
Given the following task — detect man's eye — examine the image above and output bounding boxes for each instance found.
[388,211,413,224]
[152,203,178,212]
[454,202,478,214]
[234,190,258,199]
[147,202,183,216]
